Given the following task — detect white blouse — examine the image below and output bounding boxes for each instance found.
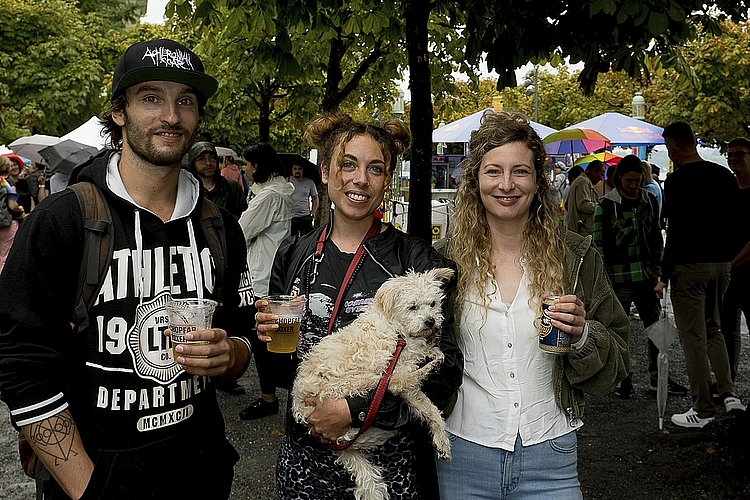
[446,273,582,451]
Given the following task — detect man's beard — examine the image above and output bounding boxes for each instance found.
[122,111,195,167]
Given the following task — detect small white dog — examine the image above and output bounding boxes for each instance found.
[291,267,455,500]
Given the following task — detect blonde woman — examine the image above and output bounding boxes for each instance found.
[436,112,629,499]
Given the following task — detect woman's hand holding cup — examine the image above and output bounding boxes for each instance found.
[254,299,277,344]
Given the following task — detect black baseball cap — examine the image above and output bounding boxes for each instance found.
[112,39,218,102]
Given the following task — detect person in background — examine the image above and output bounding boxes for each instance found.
[288,161,319,238]
[0,156,23,272]
[562,165,583,226]
[721,136,750,383]
[188,141,248,220]
[550,161,567,222]
[649,164,666,226]
[255,112,461,499]
[594,154,686,399]
[596,164,617,197]
[222,155,249,197]
[449,158,465,188]
[642,161,663,219]
[238,143,295,421]
[566,160,605,236]
[651,164,663,188]
[22,161,48,207]
[436,111,629,499]
[2,154,34,214]
[657,121,745,429]
[0,38,252,499]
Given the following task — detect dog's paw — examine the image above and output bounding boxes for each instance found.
[429,347,444,363]
[435,436,451,461]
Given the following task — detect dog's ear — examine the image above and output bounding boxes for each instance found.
[375,278,398,316]
[427,267,455,284]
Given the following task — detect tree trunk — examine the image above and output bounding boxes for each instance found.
[404,2,433,243]
[322,35,345,112]
[258,77,273,143]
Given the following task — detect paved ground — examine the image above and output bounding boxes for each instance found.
[0,366,287,500]
[1,312,748,499]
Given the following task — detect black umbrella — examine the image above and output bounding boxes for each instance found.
[39,139,100,175]
[278,153,321,185]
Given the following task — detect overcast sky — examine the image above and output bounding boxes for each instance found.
[142,0,169,24]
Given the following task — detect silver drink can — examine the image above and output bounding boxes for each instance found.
[539,295,571,355]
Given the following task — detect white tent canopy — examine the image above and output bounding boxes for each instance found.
[433,108,558,144]
[567,112,664,146]
[61,116,107,150]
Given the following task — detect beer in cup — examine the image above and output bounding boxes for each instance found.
[166,298,218,363]
[264,295,305,353]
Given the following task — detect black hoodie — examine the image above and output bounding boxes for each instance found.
[0,150,254,455]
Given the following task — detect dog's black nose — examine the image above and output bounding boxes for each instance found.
[425,317,435,329]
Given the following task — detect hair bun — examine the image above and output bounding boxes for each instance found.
[382,119,411,156]
[305,113,353,148]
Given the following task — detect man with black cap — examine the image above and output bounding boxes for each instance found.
[0,39,253,499]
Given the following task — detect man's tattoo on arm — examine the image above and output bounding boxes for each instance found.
[28,411,79,466]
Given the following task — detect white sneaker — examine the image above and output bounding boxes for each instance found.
[671,408,714,428]
[724,396,746,413]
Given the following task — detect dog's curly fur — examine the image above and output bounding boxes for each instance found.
[291,267,455,500]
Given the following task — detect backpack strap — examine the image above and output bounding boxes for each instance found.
[199,198,227,303]
[67,185,226,321]
[69,182,113,329]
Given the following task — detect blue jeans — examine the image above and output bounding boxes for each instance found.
[436,432,582,500]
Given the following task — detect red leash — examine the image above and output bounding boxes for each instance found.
[310,216,391,450]
[325,336,407,451]
[315,218,380,336]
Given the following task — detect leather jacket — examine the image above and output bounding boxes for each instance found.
[269,213,462,442]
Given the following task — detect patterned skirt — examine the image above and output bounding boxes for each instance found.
[276,433,421,499]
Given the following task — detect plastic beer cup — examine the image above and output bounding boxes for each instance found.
[264,295,305,353]
[166,298,218,363]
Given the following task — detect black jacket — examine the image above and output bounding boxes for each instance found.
[0,150,253,456]
[270,213,463,438]
[204,175,248,220]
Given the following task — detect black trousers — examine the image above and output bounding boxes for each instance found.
[291,215,314,238]
[721,266,750,382]
[614,279,661,381]
[37,434,237,499]
[249,328,293,394]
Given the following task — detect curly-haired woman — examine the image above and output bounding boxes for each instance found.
[435,111,630,499]
[255,113,461,499]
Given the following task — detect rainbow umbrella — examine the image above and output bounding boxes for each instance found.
[573,152,623,168]
[544,128,610,155]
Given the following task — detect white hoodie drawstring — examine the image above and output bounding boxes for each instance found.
[135,213,204,302]
[134,210,144,305]
[187,220,204,299]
